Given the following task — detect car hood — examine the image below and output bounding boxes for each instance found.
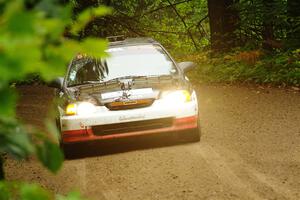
[65,75,186,107]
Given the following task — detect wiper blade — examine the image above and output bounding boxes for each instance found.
[103,75,148,83]
[68,81,100,87]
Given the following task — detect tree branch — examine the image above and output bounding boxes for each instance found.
[166,0,199,50]
[108,16,145,36]
[143,29,187,35]
[196,15,208,27]
[186,15,208,36]
[114,9,140,24]
[141,0,192,17]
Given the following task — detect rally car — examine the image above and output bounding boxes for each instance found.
[50,37,200,144]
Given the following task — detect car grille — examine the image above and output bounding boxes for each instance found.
[92,117,174,136]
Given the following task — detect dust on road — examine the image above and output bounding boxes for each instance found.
[4,84,300,200]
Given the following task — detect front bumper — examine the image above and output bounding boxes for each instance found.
[60,96,198,144]
[62,115,198,143]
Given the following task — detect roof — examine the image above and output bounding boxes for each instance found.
[108,37,160,47]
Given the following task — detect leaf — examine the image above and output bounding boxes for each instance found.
[38,38,108,81]
[36,140,64,173]
[35,0,72,21]
[80,38,109,58]
[0,87,17,120]
[0,181,11,200]
[20,183,52,200]
[3,1,35,36]
[57,191,88,200]
[1,181,88,200]
[0,121,34,159]
[45,119,60,143]
[37,52,68,81]
[71,6,111,34]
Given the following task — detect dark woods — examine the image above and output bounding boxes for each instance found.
[5,0,299,53]
[71,0,299,52]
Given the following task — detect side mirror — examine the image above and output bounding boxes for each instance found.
[178,61,196,73]
[48,77,64,89]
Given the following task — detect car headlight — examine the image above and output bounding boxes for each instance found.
[66,103,77,115]
[162,90,191,103]
[65,102,96,116]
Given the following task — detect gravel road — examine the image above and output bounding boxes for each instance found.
[5,84,300,200]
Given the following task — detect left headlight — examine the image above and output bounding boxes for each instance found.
[162,90,191,103]
[65,102,96,116]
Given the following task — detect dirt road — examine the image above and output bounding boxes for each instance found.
[5,85,300,200]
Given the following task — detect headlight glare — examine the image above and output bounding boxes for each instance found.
[163,90,191,103]
[77,102,96,115]
[65,102,96,116]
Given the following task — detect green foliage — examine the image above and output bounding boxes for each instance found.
[71,6,111,35]
[179,49,300,86]
[73,0,298,53]
[75,0,209,54]
[36,140,64,173]
[235,0,300,50]
[56,191,88,200]
[1,0,65,82]
[0,181,88,200]
[0,120,34,159]
[0,87,17,120]
[0,0,109,199]
[0,0,108,83]
[19,183,52,200]
[0,0,108,170]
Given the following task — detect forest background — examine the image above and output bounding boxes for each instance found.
[76,0,300,86]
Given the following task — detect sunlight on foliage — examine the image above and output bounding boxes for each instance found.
[0,0,109,199]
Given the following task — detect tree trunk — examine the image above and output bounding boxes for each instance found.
[0,156,4,180]
[262,0,275,51]
[287,0,300,49]
[207,0,239,51]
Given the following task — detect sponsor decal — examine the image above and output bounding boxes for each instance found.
[122,100,138,105]
[119,114,145,121]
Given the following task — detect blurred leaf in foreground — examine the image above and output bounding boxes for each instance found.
[0,181,89,200]
[36,140,64,173]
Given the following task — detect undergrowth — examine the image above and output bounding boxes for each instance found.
[177,49,300,86]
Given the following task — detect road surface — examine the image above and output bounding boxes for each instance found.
[5,84,300,200]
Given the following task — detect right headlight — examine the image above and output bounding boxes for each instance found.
[162,90,191,103]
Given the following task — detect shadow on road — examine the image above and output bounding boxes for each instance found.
[63,132,195,159]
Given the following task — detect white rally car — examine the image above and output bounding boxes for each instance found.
[51,37,200,144]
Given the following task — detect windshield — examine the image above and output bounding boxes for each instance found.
[66,44,177,87]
